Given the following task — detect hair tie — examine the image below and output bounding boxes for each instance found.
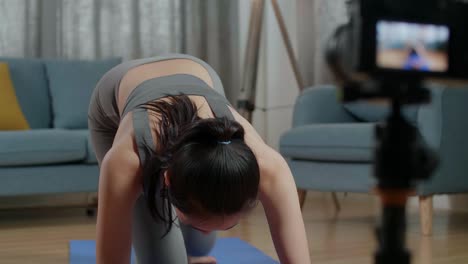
[218,140,231,145]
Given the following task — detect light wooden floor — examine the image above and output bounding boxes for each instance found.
[1,192,467,264]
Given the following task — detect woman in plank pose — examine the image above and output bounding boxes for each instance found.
[88,54,310,264]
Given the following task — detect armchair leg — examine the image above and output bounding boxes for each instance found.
[419,195,433,236]
[332,192,341,212]
[298,189,307,210]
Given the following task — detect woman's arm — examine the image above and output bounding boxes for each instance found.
[228,106,311,263]
[96,144,142,264]
[258,145,311,264]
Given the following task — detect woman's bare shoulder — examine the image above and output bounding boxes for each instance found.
[104,141,140,173]
[101,113,143,193]
[99,143,142,203]
[227,106,280,176]
[228,106,265,146]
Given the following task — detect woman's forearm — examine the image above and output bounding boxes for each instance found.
[259,153,311,264]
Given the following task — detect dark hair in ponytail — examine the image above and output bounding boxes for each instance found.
[140,94,260,237]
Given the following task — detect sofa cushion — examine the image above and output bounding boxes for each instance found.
[280,123,376,162]
[45,58,122,129]
[0,129,87,166]
[0,57,51,128]
[74,130,98,164]
[0,63,30,130]
[86,136,98,164]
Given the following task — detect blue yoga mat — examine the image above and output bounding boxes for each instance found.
[69,238,278,264]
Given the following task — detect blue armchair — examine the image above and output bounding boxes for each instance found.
[279,84,468,235]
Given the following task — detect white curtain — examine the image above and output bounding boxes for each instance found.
[313,0,348,84]
[57,0,183,60]
[298,0,348,86]
[0,0,40,57]
[0,0,239,102]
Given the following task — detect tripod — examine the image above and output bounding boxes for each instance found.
[366,79,438,264]
[237,0,304,121]
[237,0,342,211]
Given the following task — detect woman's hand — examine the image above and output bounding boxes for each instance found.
[188,256,217,264]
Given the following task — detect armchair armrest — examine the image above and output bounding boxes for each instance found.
[292,85,356,127]
[417,84,468,194]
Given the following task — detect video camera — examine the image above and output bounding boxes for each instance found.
[326,0,468,102]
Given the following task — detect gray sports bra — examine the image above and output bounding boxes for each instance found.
[121,74,235,165]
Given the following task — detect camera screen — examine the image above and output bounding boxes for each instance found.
[376,21,449,73]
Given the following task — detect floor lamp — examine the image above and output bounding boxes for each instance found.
[237,0,341,211]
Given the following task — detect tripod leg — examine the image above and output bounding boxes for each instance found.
[419,195,433,236]
[238,0,265,122]
[271,0,305,90]
[332,192,341,212]
[297,189,307,210]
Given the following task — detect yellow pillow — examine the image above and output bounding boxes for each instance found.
[0,63,30,130]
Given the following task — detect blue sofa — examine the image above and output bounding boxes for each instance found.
[0,57,121,198]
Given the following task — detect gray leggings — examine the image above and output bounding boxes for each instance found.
[88,56,218,264]
[132,195,217,263]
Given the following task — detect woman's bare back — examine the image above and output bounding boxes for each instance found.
[116,59,214,116]
[112,59,266,158]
